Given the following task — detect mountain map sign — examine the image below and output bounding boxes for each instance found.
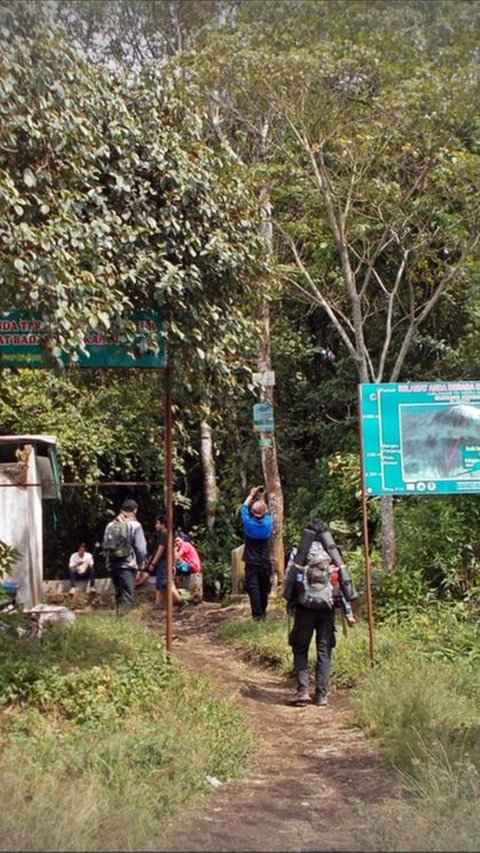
[360,382,480,496]
[0,311,165,369]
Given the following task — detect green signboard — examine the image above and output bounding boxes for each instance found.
[253,402,274,433]
[360,382,480,495]
[258,437,274,448]
[0,311,165,369]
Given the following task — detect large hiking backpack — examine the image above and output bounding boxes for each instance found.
[102,518,131,559]
[294,541,334,610]
[284,518,357,607]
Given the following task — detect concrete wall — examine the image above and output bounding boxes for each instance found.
[0,446,43,608]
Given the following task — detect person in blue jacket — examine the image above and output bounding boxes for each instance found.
[240,486,273,620]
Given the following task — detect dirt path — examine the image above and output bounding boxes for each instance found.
[143,603,398,853]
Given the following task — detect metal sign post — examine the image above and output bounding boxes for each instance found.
[164,361,174,655]
[357,386,375,662]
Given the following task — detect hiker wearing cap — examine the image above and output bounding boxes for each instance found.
[240,486,273,620]
[102,499,147,614]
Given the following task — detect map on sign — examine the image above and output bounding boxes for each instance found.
[0,311,165,369]
[360,382,480,495]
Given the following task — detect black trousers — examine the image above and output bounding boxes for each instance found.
[244,562,272,619]
[111,567,135,612]
[289,606,336,698]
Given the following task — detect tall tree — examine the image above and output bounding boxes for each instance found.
[0,2,263,373]
[198,0,480,567]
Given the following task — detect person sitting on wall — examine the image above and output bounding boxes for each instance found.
[174,534,202,577]
[68,542,97,596]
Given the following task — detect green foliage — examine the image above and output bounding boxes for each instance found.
[283,452,371,556]
[370,565,432,619]
[0,614,252,851]
[191,514,237,598]
[0,539,20,579]
[395,496,480,596]
[0,2,265,381]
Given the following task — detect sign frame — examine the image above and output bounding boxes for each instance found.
[360,381,480,497]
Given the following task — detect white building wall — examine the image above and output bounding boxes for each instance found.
[0,445,43,607]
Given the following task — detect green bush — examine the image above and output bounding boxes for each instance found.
[395,496,480,597]
[193,514,236,598]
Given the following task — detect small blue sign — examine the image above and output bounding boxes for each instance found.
[253,403,274,433]
[360,382,480,495]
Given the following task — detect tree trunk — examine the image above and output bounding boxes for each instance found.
[199,409,218,530]
[257,183,285,582]
[257,311,284,581]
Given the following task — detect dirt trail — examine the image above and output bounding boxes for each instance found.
[144,604,398,853]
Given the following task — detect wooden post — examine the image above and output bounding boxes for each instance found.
[357,385,375,662]
[164,362,173,654]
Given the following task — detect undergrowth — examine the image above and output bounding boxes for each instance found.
[0,615,251,852]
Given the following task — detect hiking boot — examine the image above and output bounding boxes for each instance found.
[289,689,310,706]
[312,694,328,707]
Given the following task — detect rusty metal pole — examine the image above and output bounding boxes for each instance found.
[164,362,173,654]
[357,385,375,663]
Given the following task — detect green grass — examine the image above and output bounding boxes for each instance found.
[0,614,252,851]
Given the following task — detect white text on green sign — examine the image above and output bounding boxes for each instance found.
[0,312,165,369]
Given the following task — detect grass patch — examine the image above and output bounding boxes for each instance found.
[370,746,480,851]
[0,614,252,851]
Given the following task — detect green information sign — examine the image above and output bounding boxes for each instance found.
[253,402,274,433]
[360,382,480,495]
[258,437,274,448]
[0,311,165,369]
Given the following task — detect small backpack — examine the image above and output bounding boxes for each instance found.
[294,542,333,610]
[102,518,131,559]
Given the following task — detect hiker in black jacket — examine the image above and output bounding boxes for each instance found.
[283,518,357,707]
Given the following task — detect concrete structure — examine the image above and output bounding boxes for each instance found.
[231,544,246,594]
[0,435,61,608]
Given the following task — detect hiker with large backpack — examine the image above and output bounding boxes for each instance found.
[102,498,147,614]
[283,517,357,707]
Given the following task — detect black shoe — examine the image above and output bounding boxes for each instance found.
[312,694,328,707]
[289,689,310,706]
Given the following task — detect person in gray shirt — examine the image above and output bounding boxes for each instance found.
[102,498,147,614]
